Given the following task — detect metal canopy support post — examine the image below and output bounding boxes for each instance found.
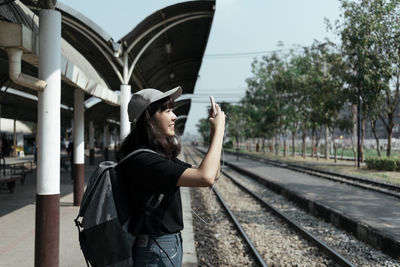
[35,9,61,267]
[120,84,131,140]
[73,88,85,206]
[89,120,95,165]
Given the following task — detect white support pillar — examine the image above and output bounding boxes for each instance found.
[120,84,131,140]
[73,88,85,206]
[74,89,85,165]
[35,9,61,267]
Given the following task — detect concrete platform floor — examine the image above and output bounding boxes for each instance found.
[0,152,197,266]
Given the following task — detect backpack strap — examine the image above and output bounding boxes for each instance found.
[144,194,164,234]
[145,194,164,216]
[117,148,158,166]
[75,149,156,223]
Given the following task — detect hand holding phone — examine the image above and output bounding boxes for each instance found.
[210,96,217,117]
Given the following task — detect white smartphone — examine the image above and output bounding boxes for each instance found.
[210,96,217,116]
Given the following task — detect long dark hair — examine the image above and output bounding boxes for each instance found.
[117,97,181,161]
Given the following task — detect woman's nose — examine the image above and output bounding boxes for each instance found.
[171,112,177,121]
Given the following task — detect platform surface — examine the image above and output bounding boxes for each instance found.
[0,152,197,266]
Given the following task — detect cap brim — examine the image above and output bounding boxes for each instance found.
[152,86,182,103]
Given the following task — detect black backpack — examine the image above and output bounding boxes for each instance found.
[74,149,163,267]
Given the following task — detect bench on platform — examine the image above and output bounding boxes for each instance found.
[0,174,25,193]
[0,157,34,193]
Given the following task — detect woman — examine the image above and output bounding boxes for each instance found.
[116,86,225,266]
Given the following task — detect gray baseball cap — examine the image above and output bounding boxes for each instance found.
[128,86,182,123]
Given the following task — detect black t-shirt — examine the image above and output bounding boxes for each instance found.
[117,151,191,235]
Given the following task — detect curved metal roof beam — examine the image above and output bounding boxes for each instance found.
[62,17,124,84]
[124,11,211,54]
[127,14,212,83]
[61,16,116,58]
[56,2,113,42]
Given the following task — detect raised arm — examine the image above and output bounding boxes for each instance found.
[177,104,225,187]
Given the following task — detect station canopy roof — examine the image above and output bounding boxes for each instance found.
[0,0,215,135]
[0,117,32,134]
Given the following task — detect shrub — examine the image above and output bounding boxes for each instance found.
[223,140,233,149]
[365,157,400,171]
[364,157,376,169]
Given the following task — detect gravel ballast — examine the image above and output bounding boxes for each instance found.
[187,150,400,266]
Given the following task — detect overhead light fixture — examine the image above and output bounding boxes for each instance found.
[170,73,175,80]
[110,40,122,57]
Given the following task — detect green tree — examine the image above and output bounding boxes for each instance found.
[219,102,245,150]
[336,0,400,156]
[309,42,349,160]
[289,51,314,158]
[195,117,210,146]
[245,53,287,154]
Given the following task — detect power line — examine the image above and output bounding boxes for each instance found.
[180,93,245,100]
[204,47,303,59]
[203,43,328,59]
[195,87,246,91]
[191,94,245,97]
[180,96,244,100]
[190,101,241,104]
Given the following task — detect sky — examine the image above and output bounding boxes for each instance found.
[61,0,342,138]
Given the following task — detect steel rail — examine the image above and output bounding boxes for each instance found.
[190,146,356,267]
[222,170,356,267]
[185,147,269,267]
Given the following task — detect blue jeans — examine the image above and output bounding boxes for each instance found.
[133,232,182,267]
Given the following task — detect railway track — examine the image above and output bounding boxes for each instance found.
[225,149,400,199]
[185,146,358,267]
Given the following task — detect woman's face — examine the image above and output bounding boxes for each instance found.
[153,108,177,137]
